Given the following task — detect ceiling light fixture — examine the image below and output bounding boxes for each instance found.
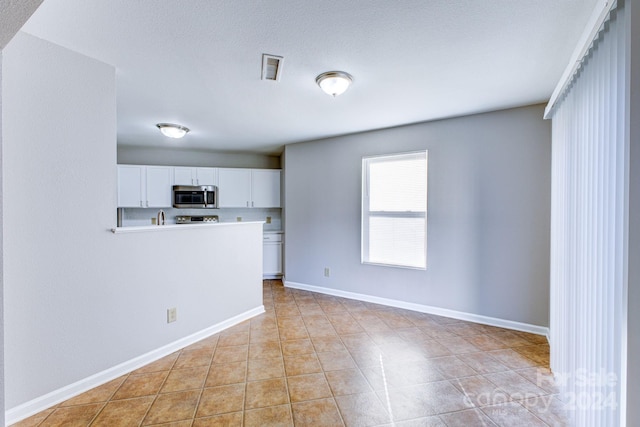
[316,71,353,97]
[156,123,190,139]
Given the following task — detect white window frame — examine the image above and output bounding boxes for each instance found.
[361,150,428,270]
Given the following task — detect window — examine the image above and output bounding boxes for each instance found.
[362,151,428,269]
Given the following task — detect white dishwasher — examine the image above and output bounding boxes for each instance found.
[263,233,283,279]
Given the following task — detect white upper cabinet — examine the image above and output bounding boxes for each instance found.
[218,168,281,208]
[118,165,279,209]
[173,167,194,186]
[218,168,252,207]
[117,165,173,208]
[118,165,144,207]
[251,169,281,208]
[195,168,217,186]
[145,166,173,207]
[173,167,218,186]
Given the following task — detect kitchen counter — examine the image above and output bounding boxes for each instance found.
[111,221,265,234]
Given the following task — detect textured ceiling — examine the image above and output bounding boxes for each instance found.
[0,0,43,49]
[21,0,598,154]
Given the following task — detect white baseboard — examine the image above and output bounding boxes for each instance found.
[5,305,265,426]
[284,280,549,337]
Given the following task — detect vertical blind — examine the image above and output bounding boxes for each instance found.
[362,151,428,269]
[547,1,626,426]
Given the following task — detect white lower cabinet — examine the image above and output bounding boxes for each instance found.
[263,233,283,278]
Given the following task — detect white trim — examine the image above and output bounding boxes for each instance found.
[544,0,616,118]
[5,305,265,425]
[284,280,549,337]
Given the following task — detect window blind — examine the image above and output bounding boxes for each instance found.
[546,1,627,425]
[362,151,427,269]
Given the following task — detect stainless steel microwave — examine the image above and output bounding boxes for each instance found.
[172,185,218,209]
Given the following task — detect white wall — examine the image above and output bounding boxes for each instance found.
[117,146,281,169]
[1,5,45,425]
[2,32,263,415]
[284,105,551,327]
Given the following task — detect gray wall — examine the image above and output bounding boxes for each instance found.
[284,105,551,327]
[117,146,281,169]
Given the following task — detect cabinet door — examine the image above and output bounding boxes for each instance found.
[251,169,281,208]
[263,243,282,276]
[117,165,144,207]
[146,166,173,207]
[173,167,195,185]
[196,168,217,186]
[218,168,251,207]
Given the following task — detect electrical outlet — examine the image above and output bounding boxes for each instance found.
[236,217,242,222]
[167,307,177,323]
[266,216,272,224]
[324,267,330,277]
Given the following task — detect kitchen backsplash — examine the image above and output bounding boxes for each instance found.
[120,207,282,230]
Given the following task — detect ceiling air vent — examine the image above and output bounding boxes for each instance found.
[262,54,283,81]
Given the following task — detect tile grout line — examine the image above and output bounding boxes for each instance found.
[318,294,390,426]
[139,346,181,427]
[296,288,347,427]
[85,402,109,427]
[187,338,218,427]
[86,371,133,426]
[276,282,299,426]
[262,280,292,425]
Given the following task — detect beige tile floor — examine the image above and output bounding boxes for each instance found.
[12,280,570,427]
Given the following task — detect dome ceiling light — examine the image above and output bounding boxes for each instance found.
[316,71,353,97]
[156,123,190,139]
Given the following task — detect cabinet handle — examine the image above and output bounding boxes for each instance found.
[252,201,254,207]
[146,201,149,207]
[192,178,195,185]
[246,201,249,207]
[140,201,143,207]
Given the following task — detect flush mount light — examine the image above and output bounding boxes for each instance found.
[156,123,190,139]
[316,71,353,97]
